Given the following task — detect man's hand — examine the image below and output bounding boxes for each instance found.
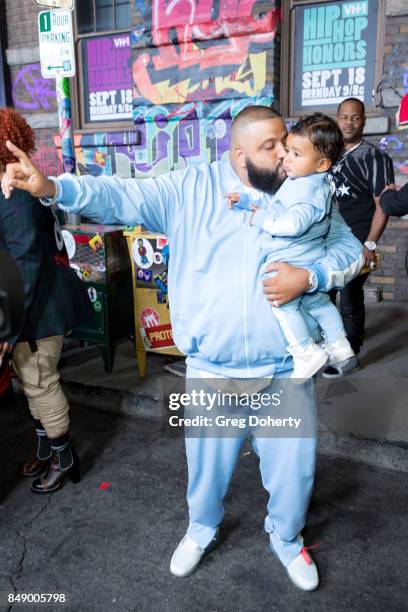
[1,141,56,200]
[363,246,376,268]
[0,342,13,356]
[263,262,309,306]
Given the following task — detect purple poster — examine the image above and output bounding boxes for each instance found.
[83,33,132,123]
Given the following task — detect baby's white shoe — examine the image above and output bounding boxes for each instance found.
[288,341,329,381]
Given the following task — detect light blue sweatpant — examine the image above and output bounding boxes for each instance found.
[184,367,317,566]
[272,290,346,349]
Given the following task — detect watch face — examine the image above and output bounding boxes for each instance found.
[365,241,376,251]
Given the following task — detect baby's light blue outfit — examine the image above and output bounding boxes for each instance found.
[250,173,347,348]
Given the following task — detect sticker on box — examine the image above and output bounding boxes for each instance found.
[156,237,168,250]
[144,324,175,349]
[132,237,154,269]
[89,234,104,251]
[153,252,163,265]
[137,268,153,283]
[88,287,97,303]
[154,271,168,294]
[139,328,152,349]
[140,307,160,328]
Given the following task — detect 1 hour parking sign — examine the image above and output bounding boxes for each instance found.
[38,9,75,78]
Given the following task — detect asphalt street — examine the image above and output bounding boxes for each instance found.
[1,391,407,612]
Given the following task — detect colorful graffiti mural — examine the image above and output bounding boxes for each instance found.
[58,96,272,178]
[12,64,57,110]
[377,134,408,176]
[132,0,280,105]
[49,2,280,179]
[31,139,63,177]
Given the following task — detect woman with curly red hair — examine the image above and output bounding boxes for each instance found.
[0,108,36,168]
[0,108,91,494]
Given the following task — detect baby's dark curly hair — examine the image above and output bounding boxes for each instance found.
[0,107,36,169]
[290,113,344,166]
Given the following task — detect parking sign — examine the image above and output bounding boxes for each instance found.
[38,9,75,78]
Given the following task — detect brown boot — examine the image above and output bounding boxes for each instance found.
[31,452,80,495]
[20,421,52,477]
[19,456,51,478]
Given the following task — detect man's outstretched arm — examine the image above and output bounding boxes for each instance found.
[1,141,185,236]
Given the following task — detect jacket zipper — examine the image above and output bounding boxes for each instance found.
[242,213,249,374]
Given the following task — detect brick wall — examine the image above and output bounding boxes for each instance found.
[4,0,62,176]
[5,0,39,47]
[363,5,408,302]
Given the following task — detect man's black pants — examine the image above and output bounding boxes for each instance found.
[329,272,369,354]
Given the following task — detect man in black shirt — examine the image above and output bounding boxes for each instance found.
[325,98,394,377]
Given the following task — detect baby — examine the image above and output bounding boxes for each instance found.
[227,113,355,380]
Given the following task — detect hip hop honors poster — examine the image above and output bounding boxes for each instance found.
[82,33,133,122]
[293,0,379,112]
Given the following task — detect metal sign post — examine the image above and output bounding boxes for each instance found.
[56,76,75,174]
[56,76,79,223]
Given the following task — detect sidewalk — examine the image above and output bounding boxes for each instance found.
[59,301,408,471]
[1,393,407,612]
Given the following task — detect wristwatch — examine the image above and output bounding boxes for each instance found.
[364,240,377,251]
[306,269,318,293]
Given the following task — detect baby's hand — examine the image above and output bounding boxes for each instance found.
[249,204,260,225]
[225,192,241,209]
[224,192,253,211]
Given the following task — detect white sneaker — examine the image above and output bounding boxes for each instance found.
[286,548,319,591]
[170,534,217,577]
[324,335,354,365]
[288,341,329,380]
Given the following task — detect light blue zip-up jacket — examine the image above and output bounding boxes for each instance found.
[54,159,363,377]
[251,172,332,267]
[230,172,332,269]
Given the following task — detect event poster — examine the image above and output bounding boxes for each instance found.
[82,33,133,122]
[293,0,379,112]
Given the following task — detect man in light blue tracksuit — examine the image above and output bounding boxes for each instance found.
[2,106,363,591]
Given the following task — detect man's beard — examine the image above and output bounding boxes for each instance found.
[245,156,286,195]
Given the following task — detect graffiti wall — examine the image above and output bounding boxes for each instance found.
[48,2,280,179]
[132,0,280,107]
[60,94,272,179]
[32,136,64,177]
[123,0,279,175]
[12,63,57,111]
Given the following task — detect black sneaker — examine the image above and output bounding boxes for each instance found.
[322,355,360,379]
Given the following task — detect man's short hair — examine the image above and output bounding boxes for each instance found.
[232,106,281,133]
[337,98,365,115]
[290,113,344,165]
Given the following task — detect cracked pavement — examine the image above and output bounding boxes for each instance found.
[1,391,408,611]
